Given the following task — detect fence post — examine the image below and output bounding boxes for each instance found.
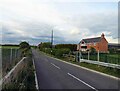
[78,52,80,62]
[15,49,17,58]
[80,51,81,62]
[10,48,12,62]
[88,51,89,60]
[97,50,99,62]
[75,52,77,62]
[106,55,107,63]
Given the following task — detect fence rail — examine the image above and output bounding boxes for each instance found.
[81,53,120,65]
[0,57,26,86]
[80,59,120,69]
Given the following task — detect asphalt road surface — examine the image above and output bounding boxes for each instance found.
[32,49,119,90]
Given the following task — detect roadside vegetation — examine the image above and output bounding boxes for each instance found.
[2,42,36,90]
[38,42,76,58]
[38,42,120,78]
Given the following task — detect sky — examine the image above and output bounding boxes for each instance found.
[0,0,119,45]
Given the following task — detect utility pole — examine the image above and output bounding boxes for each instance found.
[51,30,53,56]
[51,30,53,48]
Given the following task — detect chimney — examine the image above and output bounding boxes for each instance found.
[101,33,105,38]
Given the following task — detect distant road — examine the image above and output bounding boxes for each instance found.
[32,49,119,90]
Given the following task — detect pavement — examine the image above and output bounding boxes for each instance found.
[32,49,120,90]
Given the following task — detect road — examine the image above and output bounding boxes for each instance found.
[32,49,119,90]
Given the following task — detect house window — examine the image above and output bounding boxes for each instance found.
[82,41,84,44]
[81,46,87,49]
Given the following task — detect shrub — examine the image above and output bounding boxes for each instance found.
[90,47,97,54]
[54,48,70,58]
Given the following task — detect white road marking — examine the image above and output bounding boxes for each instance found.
[48,56,119,80]
[51,63,60,69]
[67,73,98,91]
[32,58,39,90]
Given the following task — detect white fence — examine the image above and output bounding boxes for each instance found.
[80,59,120,69]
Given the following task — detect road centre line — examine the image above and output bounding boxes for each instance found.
[67,73,98,91]
[51,63,61,69]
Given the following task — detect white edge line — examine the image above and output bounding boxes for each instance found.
[51,63,60,69]
[67,73,98,91]
[32,58,39,90]
[45,54,120,80]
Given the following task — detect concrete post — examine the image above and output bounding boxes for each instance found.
[88,51,89,60]
[10,48,12,62]
[98,50,99,62]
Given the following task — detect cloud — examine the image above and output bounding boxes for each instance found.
[66,9,118,42]
[0,1,118,44]
[1,0,66,25]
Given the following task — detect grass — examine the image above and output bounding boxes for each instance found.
[1,46,19,49]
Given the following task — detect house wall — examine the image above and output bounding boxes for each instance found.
[77,37,108,53]
[86,42,98,51]
[98,38,108,52]
[86,38,108,52]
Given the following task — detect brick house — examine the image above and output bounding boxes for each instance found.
[77,33,108,53]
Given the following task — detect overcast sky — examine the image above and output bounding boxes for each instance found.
[0,0,119,45]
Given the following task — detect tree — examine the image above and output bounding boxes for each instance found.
[55,44,77,51]
[19,41,31,57]
[38,42,51,49]
[19,41,30,49]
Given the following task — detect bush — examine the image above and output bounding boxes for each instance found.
[90,47,97,54]
[43,48,70,58]
[38,42,51,49]
[54,48,70,58]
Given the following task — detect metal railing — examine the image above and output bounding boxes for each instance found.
[80,59,120,69]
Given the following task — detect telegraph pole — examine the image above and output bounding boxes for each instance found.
[51,30,53,48]
[51,30,53,56]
